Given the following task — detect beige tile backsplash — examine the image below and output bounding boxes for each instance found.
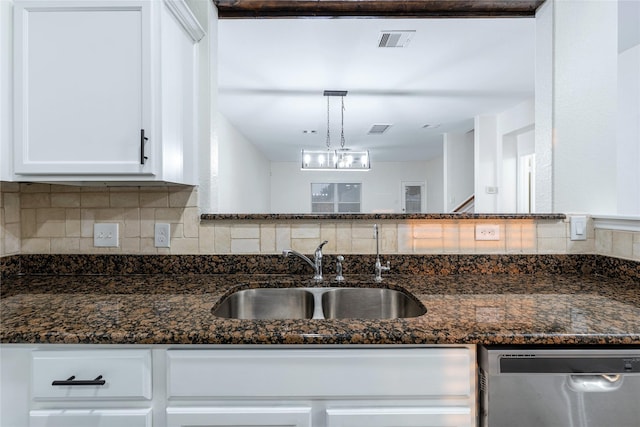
[1,182,639,261]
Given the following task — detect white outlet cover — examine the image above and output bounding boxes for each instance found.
[94,223,119,247]
[475,224,500,241]
[570,216,587,241]
[155,223,171,248]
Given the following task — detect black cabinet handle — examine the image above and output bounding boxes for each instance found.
[140,129,149,165]
[52,375,106,386]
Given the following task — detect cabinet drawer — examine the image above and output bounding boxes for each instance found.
[326,406,472,427]
[32,350,151,400]
[166,407,312,427]
[30,408,152,427]
[167,348,472,399]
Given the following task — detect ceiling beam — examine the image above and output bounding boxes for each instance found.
[213,0,546,19]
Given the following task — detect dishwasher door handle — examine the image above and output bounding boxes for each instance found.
[568,374,623,392]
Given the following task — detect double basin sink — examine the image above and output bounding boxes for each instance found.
[212,287,427,320]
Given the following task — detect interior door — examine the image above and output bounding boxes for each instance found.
[401,182,426,213]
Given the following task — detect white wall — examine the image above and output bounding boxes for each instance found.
[426,155,444,213]
[553,0,618,214]
[217,113,271,213]
[270,161,429,213]
[197,0,217,213]
[534,0,553,213]
[474,115,498,212]
[473,98,534,214]
[444,131,474,211]
[617,43,640,215]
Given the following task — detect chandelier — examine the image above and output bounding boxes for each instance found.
[301,90,370,171]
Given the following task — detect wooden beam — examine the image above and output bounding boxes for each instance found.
[213,0,545,19]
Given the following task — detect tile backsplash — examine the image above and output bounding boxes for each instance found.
[1,182,639,261]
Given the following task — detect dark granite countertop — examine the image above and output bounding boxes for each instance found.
[2,273,638,346]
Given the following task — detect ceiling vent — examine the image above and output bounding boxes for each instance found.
[378,30,415,48]
[368,124,392,135]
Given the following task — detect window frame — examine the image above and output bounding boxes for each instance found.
[311,182,362,213]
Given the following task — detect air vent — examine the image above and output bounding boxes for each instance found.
[378,30,415,48]
[368,124,392,135]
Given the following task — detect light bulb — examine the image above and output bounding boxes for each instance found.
[318,154,325,166]
[303,153,311,165]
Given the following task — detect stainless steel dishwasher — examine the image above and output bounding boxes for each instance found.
[478,346,640,427]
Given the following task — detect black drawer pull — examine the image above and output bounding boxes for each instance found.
[52,375,106,386]
[140,129,149,164]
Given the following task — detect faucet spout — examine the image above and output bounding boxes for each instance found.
[283,241,328,281]
[282,249,316,272]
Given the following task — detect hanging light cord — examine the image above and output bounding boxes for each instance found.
[340,96,346,149]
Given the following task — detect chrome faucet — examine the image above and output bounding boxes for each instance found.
[373,224,390,282]
[282,240,328,281]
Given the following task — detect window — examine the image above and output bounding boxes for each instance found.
[311,183,361,213]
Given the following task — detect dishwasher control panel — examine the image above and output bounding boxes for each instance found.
[498,355,640,374]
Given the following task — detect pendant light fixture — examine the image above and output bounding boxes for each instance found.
[301,90,370,171]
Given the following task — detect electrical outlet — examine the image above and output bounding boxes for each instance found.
[475,224,500,241]
[155,223,171,248]
[94,223,119,247]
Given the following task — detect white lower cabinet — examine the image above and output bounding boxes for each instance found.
[0,345,476,427]
[0,347,154,427]
[165,347,476,427]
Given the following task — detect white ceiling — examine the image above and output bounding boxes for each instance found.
[217,17,536,162]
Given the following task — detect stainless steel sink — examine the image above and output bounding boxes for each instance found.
[212,288,315,319]
[213,287,426,320]
[321,288,426,319]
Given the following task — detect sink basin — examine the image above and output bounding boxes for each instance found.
[212,288,315,319]
[212,287,426,320]
[321,288,426,319]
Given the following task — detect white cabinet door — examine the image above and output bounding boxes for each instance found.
[30,408,152,427]
[13,0,153,176]
[166,407,312,427]
[326,406,472,427]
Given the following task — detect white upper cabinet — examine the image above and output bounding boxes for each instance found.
[12,0,204,184]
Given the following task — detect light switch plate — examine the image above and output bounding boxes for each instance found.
[94,223,119,247]
[570,216,587,241]
[155,223,171,248]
